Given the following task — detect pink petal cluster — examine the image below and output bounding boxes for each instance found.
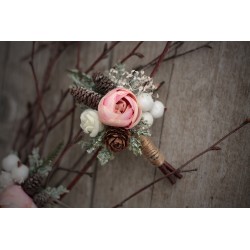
[98,88,142,129]
[0,185,37,208]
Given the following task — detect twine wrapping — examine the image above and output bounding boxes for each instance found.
[140,135,165,167]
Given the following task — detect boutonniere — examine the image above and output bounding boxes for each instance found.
[69,65,182,184]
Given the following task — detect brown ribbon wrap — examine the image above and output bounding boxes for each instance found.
[140,135,165,167]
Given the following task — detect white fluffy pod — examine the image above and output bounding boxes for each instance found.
[141,112,154,127]
[1,154,20,172]
[137,93,154,112]
[11,162,29,184]
[150,100,165,119]
[0,171,14,191]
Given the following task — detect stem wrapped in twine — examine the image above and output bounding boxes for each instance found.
[140,135,182,184]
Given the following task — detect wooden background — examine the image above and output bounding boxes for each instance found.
[0,42,249,207]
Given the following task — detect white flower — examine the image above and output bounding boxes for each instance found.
[150,100,165,119]
[1,154,20,172]
[80,109,104,137]
[137,93,154,112]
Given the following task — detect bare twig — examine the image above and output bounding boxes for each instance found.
[51,198,70,208]
[66,99,76,146]
[15,42,73,155]
[42,42,75,91]
[57,167,93,177]
[60,148,101,200]
[76,42,81,70]
[29,42,48,130]
[181,168,198,173]
[150,42,171,78]
[85,42,120,73]
[136,42,212,71]
[45,128,83,185]
[21,42,57,61]
[120,42,144,64]
[55,152,88,186]
[113,118,249,207]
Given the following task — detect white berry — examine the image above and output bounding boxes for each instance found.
[0,171,14,190]
[142,112,154,127]
[11,163,29,184]
[150,100,165,119]
[2,154,20,172]
[137,93,154,112]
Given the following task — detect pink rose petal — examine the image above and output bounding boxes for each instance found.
[98,87,142,129]
[0,185,37,208]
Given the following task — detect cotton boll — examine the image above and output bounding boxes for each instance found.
[142,112,154,127]
[1,154,20,172]
[150,100,165,119]
[11,163,29,184]
[0,171,14,190]
[137,93,154,112]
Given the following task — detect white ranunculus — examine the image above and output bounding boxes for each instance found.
[80,109,104,137]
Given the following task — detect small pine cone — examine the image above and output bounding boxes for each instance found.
[69,87,102,110]
[33,191,50,208]
[92,72,116,95]
[104,127,130,153]
[21,173,44,197]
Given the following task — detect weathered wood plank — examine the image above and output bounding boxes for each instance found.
[150,42,250,207]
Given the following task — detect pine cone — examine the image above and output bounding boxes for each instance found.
[104,127,130,152]
[33,191,50,208]
[92,72,116,95]
[21,173,44,197]
[69,87,102,110]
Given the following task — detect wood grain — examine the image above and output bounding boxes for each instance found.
[0,42,249,207]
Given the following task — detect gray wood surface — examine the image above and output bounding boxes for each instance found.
[0,42,249,207]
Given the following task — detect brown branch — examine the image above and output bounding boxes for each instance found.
[60,148,101,200]
[51,198,70,208]
[66,99,76,146]
[55,152,88,186]
[45,128,83,185]
[136,42,212,71]
[113,118,250,208]
[15,43,73,155]
[76,42,81,70]
[20,42,57,61]
[42,42,75,91]
[57,167,93,177]
[150,42,171,78]
[85,42,120,73]
[120,42,144,64]
[29,42,48,130]
[18,91,71,150]
[49,106,75,133]
[181,168,198,173]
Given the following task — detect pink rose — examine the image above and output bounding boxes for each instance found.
[98,88,142,129]
[0,185,37,208]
